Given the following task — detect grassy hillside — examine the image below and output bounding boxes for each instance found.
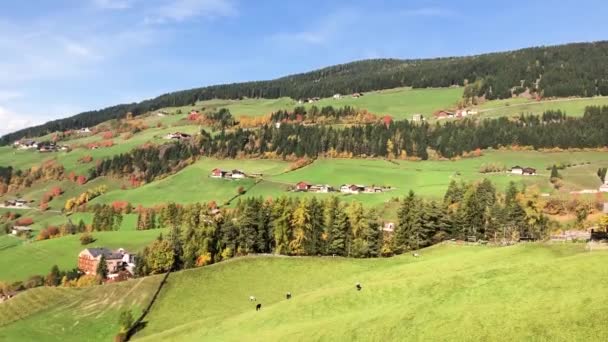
[124,244,608,341]
[0,275,164,341]
[474,96,608,119]
[161,87,462,120]
[0,229,166,282]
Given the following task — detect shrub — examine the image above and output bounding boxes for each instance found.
[80,233,95,245]
[102,131,114,139]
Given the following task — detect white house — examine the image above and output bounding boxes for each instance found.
[309,184,333,193]
[11,226,32,236]
[333,94,341,99]
[382,222,395,233]
[230,170,246,179]
[510,166,524,175]
[340,184,363,194]
[412,114,424,122]
[77,127,91,134]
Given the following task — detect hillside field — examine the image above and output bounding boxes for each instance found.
[474,96,608,119]
[0,275,164,341]
[0,229,166,283]
[2,244,604,341]
[157,87,463,120]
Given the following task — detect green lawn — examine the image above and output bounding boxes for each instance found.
[124,243,608,341]
[0,229,166,283]
[93,158,290,206]
[156,87,462,120]
[0,275,164,342]
[474,96,608,119]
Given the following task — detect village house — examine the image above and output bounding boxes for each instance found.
[352,92,363,98]
[78,248,136,277]
[295,181,311,192]
[309,184,333,193]
[340,184,364,194]
[210,169,247,180]
[364,186,383,193]
[15,140,38,150]
[230,170,246,179]
[11,226,32,236]
[211,168,227,178]
[412,114,424,122]
[4,198,28,208]
[333,93,341,99]
[434,110,454,120]
[77,127,91,134]
[164,132,192,140]
[510,166,536,175]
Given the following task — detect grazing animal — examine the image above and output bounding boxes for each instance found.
[413,253,420,258]
[249,296,256,301]
[356,282,362,291]
[256,303,262,311]
[286,292,292,299]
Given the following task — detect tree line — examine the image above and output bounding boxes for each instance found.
[91,106,608,182]
[133,180,551,276]
[5,41,608,144]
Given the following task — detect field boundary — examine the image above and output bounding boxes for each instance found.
[126,271,171,341]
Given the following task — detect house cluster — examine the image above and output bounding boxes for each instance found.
[295,182,333,193]
[78,247,136,280]
[12,140,68,152]
[11,226,32,236]
[435,109,478,120]
[294,182,387,194]
[509,166,536,176]
[3,198,28,208]
[164,132,192,140]
[210,168,247,179]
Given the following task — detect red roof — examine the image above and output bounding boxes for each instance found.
[296,181,310,189]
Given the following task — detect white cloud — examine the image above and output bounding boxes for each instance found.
[93,0,133,10]
[0,106,38,136]
[400,7,455,17]
[145,0,237,24]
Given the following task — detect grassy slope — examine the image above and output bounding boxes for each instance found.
[132,244,608,341]
[0,229,166,282]
[94,158,290,206]
[159,87,463,120]
[474,96,608,119]
[0,275,164,342]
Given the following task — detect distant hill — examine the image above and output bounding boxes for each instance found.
[4,40,608,144]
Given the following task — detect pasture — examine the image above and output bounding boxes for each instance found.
[0,229,166,283]
[0,275,164,342]
[124,243,608,341]
[157,87,463,120]
[474,96,608,119]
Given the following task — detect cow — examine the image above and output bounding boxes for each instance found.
[256,303,262,311]
[286,292,292,300]
[249,296,256,301]
[356,282,362,291]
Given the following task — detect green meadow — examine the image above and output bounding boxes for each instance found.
[0,275,164,342]
[0,229,166,283]
[122,243,608,341]
[158,87,463,120]
[474,96,608,119]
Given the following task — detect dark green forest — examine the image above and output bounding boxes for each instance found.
[90,106,608,183]
[4,41,608,144]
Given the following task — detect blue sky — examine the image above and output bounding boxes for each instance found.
[1,0,608,134]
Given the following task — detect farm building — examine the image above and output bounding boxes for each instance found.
[352,92,363,98]
[11,226,32,236]
[210,168,226,178]
[78,248,136,277]
[165,132,192,140]
[77,127,91,134]
[4,198,28,207]
[309,184,333,193]
[364,186,383,193]
[412,114,424,122]
[295,181,311,192]
[510,166,536,175]
[210,169,247,179]
[333,94,341,99]
[434,110,454,120]
[230,170,246,179]
[340,184,364,194]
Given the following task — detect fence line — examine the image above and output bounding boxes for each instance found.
[125,270,171,341]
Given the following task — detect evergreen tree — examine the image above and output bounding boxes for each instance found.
[96,255,108,279]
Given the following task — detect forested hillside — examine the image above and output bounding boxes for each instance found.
[4,41,608,144]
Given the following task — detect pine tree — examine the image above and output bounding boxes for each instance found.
[328,204,348,256]
[97,255,108,279]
